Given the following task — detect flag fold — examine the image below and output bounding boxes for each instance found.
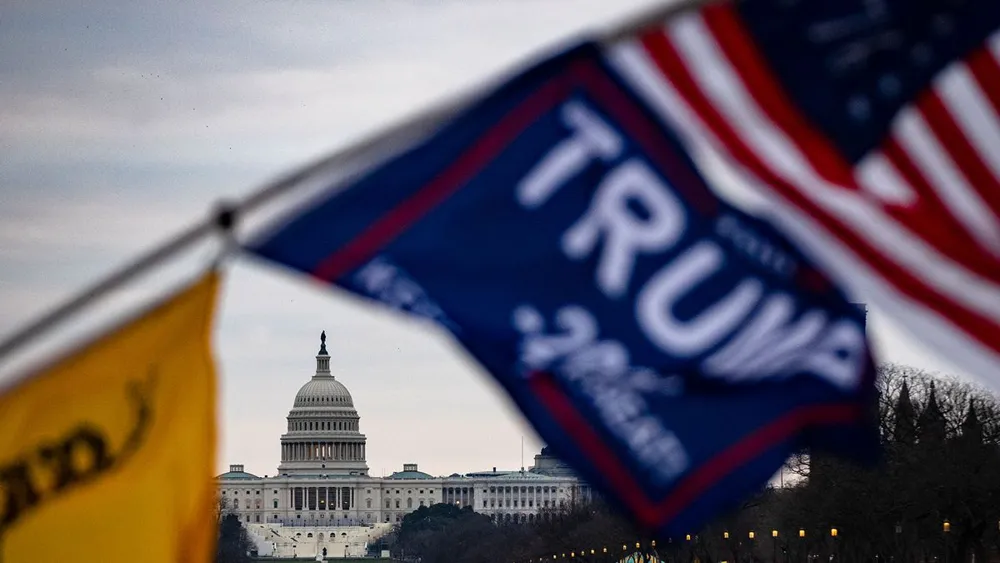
[247,42,876,535]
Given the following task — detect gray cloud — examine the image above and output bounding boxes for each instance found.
[0,0,971,478]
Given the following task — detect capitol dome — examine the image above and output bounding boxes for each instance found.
[293,377,354,408]
[277,332,369,477]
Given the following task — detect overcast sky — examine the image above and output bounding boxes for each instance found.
[0,0,976,478]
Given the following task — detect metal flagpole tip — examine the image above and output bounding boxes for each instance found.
[214,201,238,232]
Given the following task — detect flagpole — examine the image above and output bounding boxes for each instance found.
[0,0,713,364]
[0,216,221,363]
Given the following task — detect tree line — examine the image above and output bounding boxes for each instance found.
[216,497,254,563]
[389,364,1000,563]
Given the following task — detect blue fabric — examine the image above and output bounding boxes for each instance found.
[737,0,1000,161]
[247,42,877,536]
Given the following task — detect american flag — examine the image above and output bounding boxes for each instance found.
[605,0,1000,380]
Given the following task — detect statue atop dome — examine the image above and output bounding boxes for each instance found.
[319,330,328,355]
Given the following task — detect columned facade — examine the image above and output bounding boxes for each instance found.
[285,486,357,511]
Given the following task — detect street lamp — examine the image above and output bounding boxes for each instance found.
[944,520,952,563]
[799,530,805,538]
[830,528,838,538]
[725,532,730,539]
[772,530,779,563]
[749,531,756,540]
[686,535,692,542]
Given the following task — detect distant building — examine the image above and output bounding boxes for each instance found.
[217,333,592,533]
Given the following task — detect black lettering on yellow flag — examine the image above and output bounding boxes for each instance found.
[0,272,220,562]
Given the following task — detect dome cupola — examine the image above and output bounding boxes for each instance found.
[292,332,355,408]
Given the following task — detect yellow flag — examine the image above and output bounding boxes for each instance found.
[0,271,220,562]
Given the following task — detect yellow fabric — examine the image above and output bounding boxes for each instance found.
[0,272,220,562]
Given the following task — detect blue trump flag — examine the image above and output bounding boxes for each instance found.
[246,42,877,536]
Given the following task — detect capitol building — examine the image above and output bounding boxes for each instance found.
[217,333,593,558]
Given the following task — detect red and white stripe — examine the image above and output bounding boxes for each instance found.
[605,3,1000,383]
